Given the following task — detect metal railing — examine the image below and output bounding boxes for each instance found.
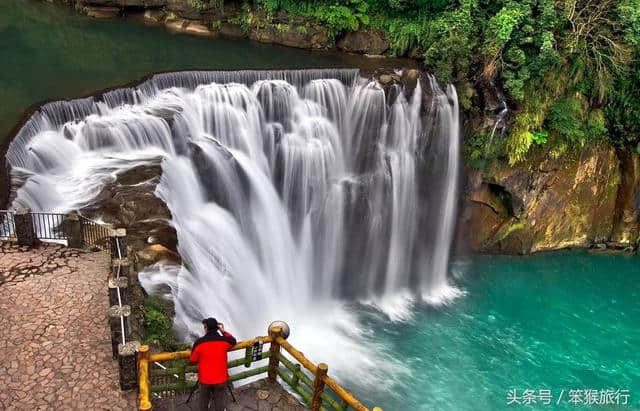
[0,209,112,247]
[80,216,111,247]
[0,211,15,240]
[137,326,382,411]
[31,211,66,241]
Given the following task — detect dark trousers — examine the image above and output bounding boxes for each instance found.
[199,382,227,411]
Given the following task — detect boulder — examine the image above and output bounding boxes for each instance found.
[337,30,389,55]
[165,18,189,32]
[136,244,180,268]
[184,21,215,37]
[80,163,178,253]
[144,10,166,23]
[83,6,120,18]
[249,24,330,49]
[165,0,201,19]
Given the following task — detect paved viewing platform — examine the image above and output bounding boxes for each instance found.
[154,379,307,410]
[0,241,136,410]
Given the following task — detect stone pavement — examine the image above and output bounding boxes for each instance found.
[0,241,136,410]
[154,378,307,411]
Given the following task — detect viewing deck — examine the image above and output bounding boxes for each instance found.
[153,378,306,410]
[139,327,382,411]
[0,242,135,409]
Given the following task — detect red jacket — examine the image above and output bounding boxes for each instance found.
[189,330,237,384]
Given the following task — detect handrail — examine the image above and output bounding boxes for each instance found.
[275,336,370,411]
[138,329,382,411]
[147,335,274,363]
[0,208,111,247]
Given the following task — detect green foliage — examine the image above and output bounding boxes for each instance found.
[464,131,504,169]
[189,0,224,11]
[481,3,526,63]
[531,130,547,145]
[605,62,640,149]
[548,98,586,145]
[547,97,607,148]
[254,0,370,39]
[143,297,189,352]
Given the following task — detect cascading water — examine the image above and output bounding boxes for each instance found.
[5,69,462,385]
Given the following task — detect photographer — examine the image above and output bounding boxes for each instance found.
[189,318,237,411]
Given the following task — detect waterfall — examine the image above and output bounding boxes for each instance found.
[5,69,461,382]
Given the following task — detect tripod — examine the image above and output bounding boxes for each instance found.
[184,380,237,405]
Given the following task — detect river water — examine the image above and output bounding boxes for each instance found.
[1,1,638,410]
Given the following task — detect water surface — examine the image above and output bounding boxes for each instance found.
[0,0,361,141]
[349,251,640,410]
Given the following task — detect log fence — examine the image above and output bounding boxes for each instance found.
[137,326,382,411]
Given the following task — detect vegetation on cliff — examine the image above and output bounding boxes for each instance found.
[198,0,640,164]
[142,296,189,351]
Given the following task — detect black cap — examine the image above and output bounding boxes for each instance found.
[202,318,218,331]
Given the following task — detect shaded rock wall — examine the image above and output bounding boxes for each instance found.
[611,151,640,245]
[457,144,640,254]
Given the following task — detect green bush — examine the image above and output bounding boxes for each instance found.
[143,297,189,352]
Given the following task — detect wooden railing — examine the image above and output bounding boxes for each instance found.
[138,326,382,411]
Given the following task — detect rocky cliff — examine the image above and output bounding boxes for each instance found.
[457,146,640,254]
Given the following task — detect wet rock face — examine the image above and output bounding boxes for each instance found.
[337,30,389,55]
[611,151,640,245]
[458,144,624,254]
[80,163,178,254]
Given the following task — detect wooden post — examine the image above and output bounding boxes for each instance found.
[310,362,328,411]
[138,345,152,410]
[267,326,282,382]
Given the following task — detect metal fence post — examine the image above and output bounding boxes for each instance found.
[14,208,36,246]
